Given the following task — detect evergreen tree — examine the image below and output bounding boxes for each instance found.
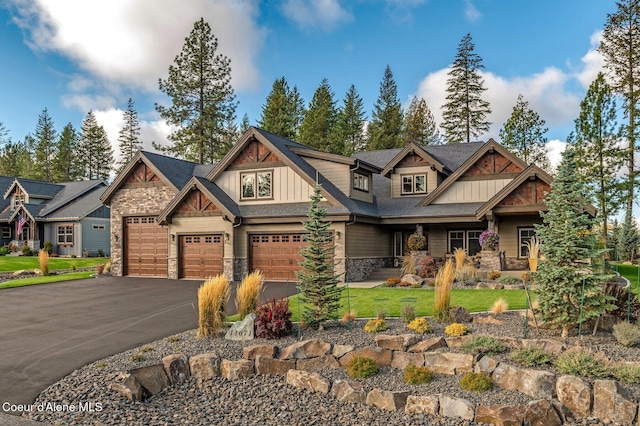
[534,148,614,337]
[297,185,342,329]
[0,141,28,177]
[367,65,404,150]
[214,116,240,157]
[53,123,79,182]
[571,73,624,254]
[117,98,142,171]
[404,96,442,145]
[618,208,640,262]
[599,0,640,220]
[239,113,251,134]
[258,77,299,139]
[21,134,37,179]
[33,108,57,182]
[0,122,7,146]
[499,94,550,170]
[335,84,366,156]
[299,78,339,152]
[155,18,237,163]
[290,85,305,138]
[441,33,492,144]
[77,111,114,180]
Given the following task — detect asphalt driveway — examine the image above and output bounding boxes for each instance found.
[0,276,293,414]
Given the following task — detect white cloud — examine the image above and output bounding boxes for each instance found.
[464,0,481,22]
[574,30,604,89]
[281,0,352,31]
[545,139,567,170]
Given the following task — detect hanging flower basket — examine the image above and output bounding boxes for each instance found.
[407,233,427,251]
[479,230,500,251]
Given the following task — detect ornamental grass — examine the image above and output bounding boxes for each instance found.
[235,270,264,319]
[197,274,230,337]
[38,250,49,276]
[434,259,455,321]
[453,248,467,272]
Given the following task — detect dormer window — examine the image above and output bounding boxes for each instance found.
[241,170,272,200]
[353,172,369,192]
[12,193,25,210]
[401,174,427,195]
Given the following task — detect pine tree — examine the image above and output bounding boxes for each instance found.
[367,65,404,150]
[299,78,339,152]
[499,94,550,170]
[297,185,342,329]
[0,122,8,146]
[33,108,57,182]
[240,113,251,134]
[53,123,79,182]
[599,0,640,221]
[258,77,298,139]
[618,208,640,262]
[291,85,305,138]
[117,98,142,171]
[571,72,624,254]
[0,141,28,177]
[404,96,442,145]
[441,33,491,144]
[155,18,237,163]
[21,134,37,179]
[335,84,366,156]
[77,111,114,180]
[534,148,614,337]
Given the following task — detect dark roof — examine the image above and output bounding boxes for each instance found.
[12,179,63,199]
[46,186,108,220]
[193,177,240,218]
[140,151,199,190]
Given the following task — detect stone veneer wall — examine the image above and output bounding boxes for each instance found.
[234,258,248,281]
[505,257,528,270]
[109,183,176,276]
[346,257,393,282]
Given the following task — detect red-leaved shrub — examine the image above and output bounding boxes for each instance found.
[254,298,293,339]
[418,256,437,278]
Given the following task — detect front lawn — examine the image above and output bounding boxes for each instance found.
[0,271,95,289]
[0,256,108,272]
[612,263,639,290]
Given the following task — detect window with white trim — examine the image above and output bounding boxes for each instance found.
[449,230,483,256]
[57,225,74,246]
[401,174,427,195]
[353,172,369,192]
[519,228,536,258]
[92,224,105,230]
[241,171,272,200]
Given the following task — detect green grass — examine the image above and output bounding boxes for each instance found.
[0,257,108,272]
[611,263,639,290]
[0,271,95,289]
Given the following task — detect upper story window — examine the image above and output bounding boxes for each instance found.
[353,172,369,192]
[12,193,26,210]
[401,174,427,195]
[241,171,273,200]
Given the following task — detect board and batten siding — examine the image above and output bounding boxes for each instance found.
[390,166,438,198]
[497,215,541,258]
[216,167,315,205]
[345,223,391,258]
[427,226,448,257]
[432,179,512,204]
[81,218,110,255]
[44,222,82,257]
[304,158,350,195]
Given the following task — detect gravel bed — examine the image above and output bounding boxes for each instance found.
[26,311,639,425]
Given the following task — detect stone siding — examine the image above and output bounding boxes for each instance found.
[346,257,393,282]
[234,257,248,281]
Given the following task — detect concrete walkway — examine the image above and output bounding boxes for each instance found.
[340,280,381,288]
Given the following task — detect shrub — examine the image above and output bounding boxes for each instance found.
[403,365,433,384]
[385,277,401,286]
[612,364,640,384]
[0,246,9,256]
[401,305,416,323]
[43,241,53,255]
[459,372,493,391]
[434,260,455,321]
[455,264,477,285]
[509,346,553,367]
[364,318,388,333]
[554,348,611,379]
[97,264,105,275]
[407,233,426,251]
[418,256,437,278]
[38,250,49,276]
[341,310,357,323]
[401,254,416,276]
[490,298,508,315]
[497,276,521,285]
[254,297,293,339]
[487,270,501,280]
[444,323,469,337]
[129,353,144,363]
[21,245,32,256]
[612,321,640,347]
[461,335,506,355]
[235,270,264,319]
[345,357,379,378]
[407,317,433,334]
[376,310,387,320]
[97,249,105,257]
[197,274,230,337]
[397,281,412,287]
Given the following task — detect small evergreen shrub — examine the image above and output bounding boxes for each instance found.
[444,323,469,337]
[509,346,553,367]
[376,311,387,320]
[403,365,433,384]
[612,321,640,347]
[401,305,416,323]
[497,276,521,285]
[43,241,53,255]
[129,353,144,363]
[554,348,611,379]
[487,270,501,280]
[21,245,32,256]
[461,335,507,355]
[345,357,379,378]
[255,298,293,339]
[364,318,388,333]
[459,372,493,391]
[612,364,640,384]
[407,317,433,334]
[0,246,9,256]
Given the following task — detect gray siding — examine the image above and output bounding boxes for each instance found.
[346,223,391,258]
[81,218,110,256]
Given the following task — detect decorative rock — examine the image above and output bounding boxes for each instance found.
[556,375,591,418]
[407,336,446,353]
[444,335,472,348]
[130,364,170,395]
[439,395,474,420]
[339,347,392,367]
[492,363,556,399]
[189,353,220,382]
[405,395,439,415]
[296,355,340,371]
[391,351,424,369]
[220,359,254,380]
[473,315,504,324]
[476,282,504,290]
[224,313,255,341]
[162,354,190,385]
[424,352,473,374]
[449,306,471,323]
[332,344,354,358]
[330,380,366,404]
[522,339,566,356]
[109,372,143,401]
[523,399,562,426]
[285,369,331,394]
[473,355,499,376]
[592,379,638,425]
[254,356,295,376]
[475,404,525,426]
[366,388,409,411]
[374,334,421,351]
[400,274,423,285]
[279,339,331,360]
[495,337,521,349]
[243,344,277,360]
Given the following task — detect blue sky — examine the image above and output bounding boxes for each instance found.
[0,0,619,165]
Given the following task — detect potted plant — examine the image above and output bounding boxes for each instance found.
[407,233,427,251]
[479,230,500,251]
[524,236,540,272]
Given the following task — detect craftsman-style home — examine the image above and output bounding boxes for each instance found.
[101,126,554,281]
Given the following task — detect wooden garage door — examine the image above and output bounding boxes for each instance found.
[124,217,168,277]
[250,234,306,281]
[179,235,223,279]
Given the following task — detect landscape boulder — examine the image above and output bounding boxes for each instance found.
[405,395,439,415]
[407,336,446,352]
[475,404,525,426]
[424,352,473,374]
[224,314,255,341]
[285,369,331,394]
[189,353,221,382]
[130,364,170,396]
[254,356,295,376]
[366,388,409,411]
[439,395,474,421]
[109,372,143,401]
[220,359,254,380]
[243,344,277,360]
[523,399,563,426]
[556,375,591,418]
[330,380,366,404]
[279,339,331,360]
[592,379,638,425]
[162,354,190,385]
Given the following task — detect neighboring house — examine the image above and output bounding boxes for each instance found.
[0,177,110,257]
[101,126,558,281]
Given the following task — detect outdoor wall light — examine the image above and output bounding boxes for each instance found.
[225,232,230,242]
[171,234,176,242]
